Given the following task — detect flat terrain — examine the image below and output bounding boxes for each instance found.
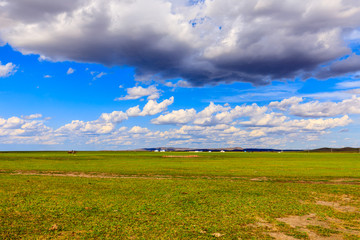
[0,152,359,239]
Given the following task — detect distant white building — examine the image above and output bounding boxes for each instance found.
[220,150,225,152]
[208,151,212,152]
[160,150,166,152]
[154,150,159,152]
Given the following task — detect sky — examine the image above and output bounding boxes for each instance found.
[1,0,360,150]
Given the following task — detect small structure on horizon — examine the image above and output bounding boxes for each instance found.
[220,150,225,153]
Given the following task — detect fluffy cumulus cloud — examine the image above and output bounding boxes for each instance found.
[128,126,150,134]
[152,108,197,125]
[126,97,174,116]
[99,111,128,123]
[1,94,360,148]
[152,102,267,126]
[116,85,161,101]
[0,61,16,77]
[56,97,173,137]
[151,100,354,132]
[57,120,115,135]
[1,0,360,85]
[0,116,54,144]
[56,110,128,136]
[270,96,360,117]
[139,98,357,148]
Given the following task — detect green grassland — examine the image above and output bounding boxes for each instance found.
[0,152,360,239]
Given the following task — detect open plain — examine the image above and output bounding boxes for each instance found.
[0,151,359,239]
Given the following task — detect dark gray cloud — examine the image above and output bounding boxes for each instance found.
[316,54,360,79]
[1,0,360,86]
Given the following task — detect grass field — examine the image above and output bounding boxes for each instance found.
[0,151,359,239]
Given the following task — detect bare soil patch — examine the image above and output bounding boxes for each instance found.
[250,213,359,239]
[250,177,269,181]
[268,232,298,240]
[276,213,360,239]
[162,155,199,158]
[3,170,360,187]
[278,180,360,186]
[316,201,358,213]
[277,214,329,229]
[329,178,360,183]
[9,170,170,179]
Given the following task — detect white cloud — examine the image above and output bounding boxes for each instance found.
[126,106,142,117]
[212,104,267,125]
[126,97,174,116]
[336,80,360,89]
[0,116,24,129]
[303,90,357,101]
[22,113,43,120]
[57,97,173,137]
[152,108,196,125]
[0,116,54,144]
[67,67,75,74]
[0,96,356,149]
[240,112,288,127]
[270,96,360,117]
[44,75,52,78]
[57,120,115,135]
[0,61,16,77]
[93,72,106,80]
[99,111,128,123]
[116,85,161,101]
[288,115,351,131]
[151,102,264,126]
[129,126,150,134]
[256,115,352,134]
[57,110,128,135]
[193,102,231,125]
[269,97,303,111]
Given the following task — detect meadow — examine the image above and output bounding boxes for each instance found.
[0,151,359,239]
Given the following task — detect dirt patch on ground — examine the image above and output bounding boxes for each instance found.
[248,218,276,230]
[8,170,170,179]
[249,213,359,239]
[162,155,199,158]
[276,213,359,239]
[250,177,269,181]
[3,170,360,186]
[329,178,360,183]
[268,232,298,240]
[277,214,329,229]
[278,180,360,186]
[316,201,358,213]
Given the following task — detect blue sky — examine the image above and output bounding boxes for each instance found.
[1,0,360,150]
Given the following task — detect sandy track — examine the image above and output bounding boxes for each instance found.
[1,170,360,185]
